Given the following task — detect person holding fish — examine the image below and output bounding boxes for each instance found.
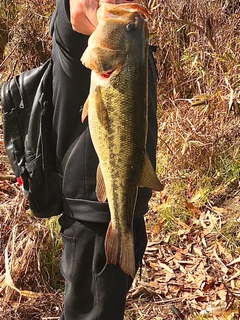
[51,0,162,319]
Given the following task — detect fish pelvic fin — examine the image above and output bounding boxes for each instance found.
[105,222,136,278]
[81,97,89,122]
[96,164,107,202]
[138,153,164,191]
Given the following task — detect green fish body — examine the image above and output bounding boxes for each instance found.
[81,3,163,278]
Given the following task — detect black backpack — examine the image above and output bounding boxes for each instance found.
[1,59,63,218]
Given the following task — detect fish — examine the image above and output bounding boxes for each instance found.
[81,3,163,278]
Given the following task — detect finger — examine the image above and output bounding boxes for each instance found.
[100,0,140,4]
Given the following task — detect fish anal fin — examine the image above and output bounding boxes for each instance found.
[81,98,89,123]
[105,222,119,265]
[105,223,136,278]
[96,164,107,202]
[138,153,164,191]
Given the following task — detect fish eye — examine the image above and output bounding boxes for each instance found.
[126,22,136,31]
[102,62,113,71]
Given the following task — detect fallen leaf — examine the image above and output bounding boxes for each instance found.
[212,206,228,214]
[178,264,187,274]
[186,200,202,215]
[213,247,229,274]
[195,295,209,302]
[165,271,175,282]
[217,289,227,300]
[152,218,167,234]
[202,278,214,292]
[158,261,174,274]
[150,262,160,270]
[227,256,240,266]
[193,246,203,256]
[226,270,240,283]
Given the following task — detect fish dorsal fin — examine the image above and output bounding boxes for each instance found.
[96,164,107,202]
[138,153,164,191]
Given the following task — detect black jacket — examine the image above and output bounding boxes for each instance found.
[51,0,158,223]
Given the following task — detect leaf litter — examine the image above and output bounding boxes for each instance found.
[124,190,240,320]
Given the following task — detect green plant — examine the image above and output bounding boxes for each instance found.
[40,217,63,291]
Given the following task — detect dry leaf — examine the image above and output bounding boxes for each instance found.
[150,262,160,270]
[226,270,240,283]
[217,289,227,301]
[213,247,228,274]
[165,271,175,282]
[193,246,203,256]
[158,261,174,274]
[227,256,240,266]
[212,206,228,214]
[195,295,209,302]
[185,200,202,215]
[178,264,187,274]
[152,218,166,234]
[217,241,232,258]
[174,251,182,260]
[202,278,214,292]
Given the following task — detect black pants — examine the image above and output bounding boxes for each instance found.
[59,215,147,320]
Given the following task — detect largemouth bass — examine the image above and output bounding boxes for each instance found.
[81,3,163,278]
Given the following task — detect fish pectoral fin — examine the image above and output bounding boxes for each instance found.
[96,164,107,202]
[138,153,164,191]
[81,97,89,123]
[95,86,109,131]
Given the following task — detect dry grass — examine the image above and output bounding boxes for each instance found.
[147,0,240,221]
[0,0,240,319]
[0,178,63,318]
[0,0,53,79]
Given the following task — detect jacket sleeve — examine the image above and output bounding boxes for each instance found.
[52,0,89,80]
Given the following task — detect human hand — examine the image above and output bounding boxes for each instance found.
[69,0,140,35]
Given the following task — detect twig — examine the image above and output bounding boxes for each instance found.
[0,174,16,181]
[153,297,184,305]
[163,0,216,50]
[164,16,204,34]
[0,45,18,70]
[170,305,185,319]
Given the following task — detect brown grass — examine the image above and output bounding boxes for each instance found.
[0,0,240,319]
[147,0,240,215]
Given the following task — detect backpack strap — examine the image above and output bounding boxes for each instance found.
[2,81,25,177]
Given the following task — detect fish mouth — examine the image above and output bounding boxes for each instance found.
[99,70,114,79]
[97,66,122,81]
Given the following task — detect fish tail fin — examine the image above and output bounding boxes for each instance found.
[105,222,136,278]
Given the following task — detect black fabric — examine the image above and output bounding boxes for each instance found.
[51,1,158,319]
[51,0,158,223]
[1,59,63,218]
[58,214,147,320]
